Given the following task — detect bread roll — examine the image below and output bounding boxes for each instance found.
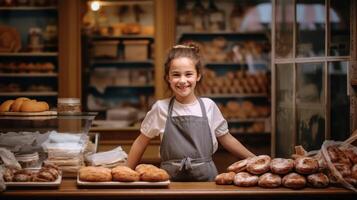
[79,166,112,182]
[258,172,281,188]
[135,164,169,182]
[247,155,271,175]
[112,166,140,182]
[233,172,259,187]
[282,172,306,189]
[10,97,30,112]
[270,158,294,175]
[215,172,236,185]
[20,100,49,112]
[0,99,14,112]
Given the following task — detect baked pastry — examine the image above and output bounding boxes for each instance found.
[258,172,281,188]
[0,99,14,112]
[79,166,112,182]
[270,158,294,175]
[327,146,351,165]
[307,173,329,188]
[282,172,306,189]
[247,155,271,175]
[352,164,357,180]
[233,172,259,187]
[344,147,357,164]
[10,97,30,112]
[20,100,49,112]
[112,166,140,182]
[135,164,169,182]
[334,163,351,177]
[294,157,319,175]
[227,158,249,173]
[215,172,236,185]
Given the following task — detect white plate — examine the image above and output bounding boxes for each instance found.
[77,176,170,187]
[5,174,62,187]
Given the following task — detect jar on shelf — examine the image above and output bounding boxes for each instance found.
[57,98,81,114]
[27,27,44,52]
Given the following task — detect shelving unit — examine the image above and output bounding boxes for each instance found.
[173,0,272,155]
[81,0,155,120]
[0,3,59,107]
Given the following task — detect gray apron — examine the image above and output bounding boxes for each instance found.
[160,97,218,181]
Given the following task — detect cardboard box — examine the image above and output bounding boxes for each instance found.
[93,41,119,58]
[123,40,149,61]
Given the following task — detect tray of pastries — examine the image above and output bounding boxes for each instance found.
[4,163,62,187]
[0,97,56,116]
[77,164,170,187]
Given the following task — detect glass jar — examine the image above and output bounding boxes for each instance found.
[57,98,81,114]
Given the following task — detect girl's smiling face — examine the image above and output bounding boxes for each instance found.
[167,57,201,104]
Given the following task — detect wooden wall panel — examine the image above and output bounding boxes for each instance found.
[58,0,82,98]
[154,0,176,99]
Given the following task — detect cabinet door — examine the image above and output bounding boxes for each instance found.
[272,0,352,156]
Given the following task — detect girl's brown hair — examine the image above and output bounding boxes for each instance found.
[163,42,203,94]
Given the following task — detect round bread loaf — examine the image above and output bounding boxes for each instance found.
[112,166,140,182]
[270,158,294,175]
[20,100,49,112]
[258,172,281,188]
[282,172,306,189]
[247,155,271,175]
[307,173,329,188]
[0,100,14,112]
[10,97,30,112]
[294,157,319,175]
[79,166,112,182]
[233,172,259,187]
[215,172,236,185]
[135,164,169,182]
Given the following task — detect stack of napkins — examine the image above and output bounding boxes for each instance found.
[85,146,127,168]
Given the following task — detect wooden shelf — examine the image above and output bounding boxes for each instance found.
[0,92,58,96]
[0,52,58,57]
[91,59,154,66]
[203,93,268,98]
[91,35,154,41]
[0,73,58,77]
[0,6,57,11]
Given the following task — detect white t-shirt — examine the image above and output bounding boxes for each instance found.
[140,97,229,153]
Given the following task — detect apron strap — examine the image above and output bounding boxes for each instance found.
[162,157,212,171]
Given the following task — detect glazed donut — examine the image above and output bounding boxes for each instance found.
[227,158,249,173]
[258,172,281,188]
[233,172,259,187]
[270,158,294,175]
[294,157,319,175]
[215,172,236,185]
[10,97,30,112]
[20,100,49,112]
[247,155,271,175]
[327,146,351,165]
[282,172,306,189]
[0,100,14,112]
[112,166,140,182]
[307,173,329,188]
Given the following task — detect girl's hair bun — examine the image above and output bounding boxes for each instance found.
[172,42,200,54]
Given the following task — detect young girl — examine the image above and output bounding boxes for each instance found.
[127,43,255,181]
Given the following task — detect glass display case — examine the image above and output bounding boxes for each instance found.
[0,112,97,176]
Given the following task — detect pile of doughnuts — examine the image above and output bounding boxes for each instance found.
[216,154,330,189]
[78,164,170,182]
[0,97,49,112]
[3,163,60,182]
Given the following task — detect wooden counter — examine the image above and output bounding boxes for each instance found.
[1,179,356,200]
